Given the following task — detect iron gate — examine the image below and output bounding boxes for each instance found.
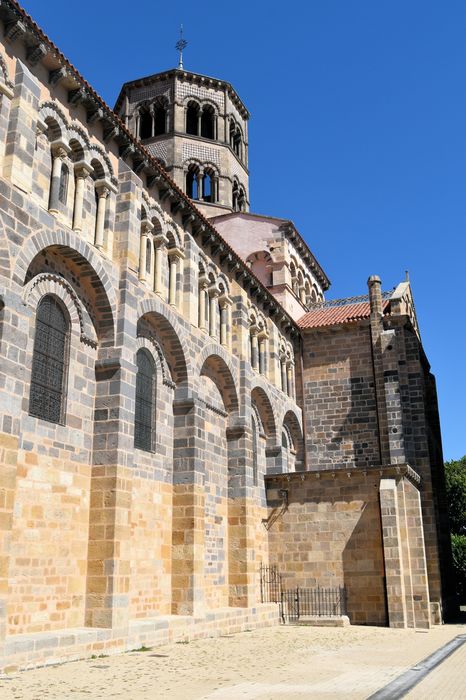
[280,586,347,623]
[260,565,347,623]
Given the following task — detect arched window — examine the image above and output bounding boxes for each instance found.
[233,127,241,157]
[139,110,152,139]
[203,171,212,202]
[238,186,246,212]
[252,413,259,486]
[134,348,156,452]
[232,181,238,211]
[201,105,215,139]
[58,162,69,205]
[186,165,200,199]
[153,105,166,136]
[186,102,199,135]
[29,295,70,424]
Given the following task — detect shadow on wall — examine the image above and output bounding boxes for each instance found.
[341,496,387,626]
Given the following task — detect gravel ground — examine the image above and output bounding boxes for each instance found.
[0,623,464,700]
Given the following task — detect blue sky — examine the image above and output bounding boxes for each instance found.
[20,0,466,460]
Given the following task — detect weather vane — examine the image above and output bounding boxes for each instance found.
[176,25,188,70]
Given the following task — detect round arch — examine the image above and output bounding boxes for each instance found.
[137,298,190,387]
[197,345,239,415]
[251,383,278,445]
[13,230,117,344]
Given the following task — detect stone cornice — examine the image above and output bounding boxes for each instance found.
[265,463,421,487]
[114,68,250,120]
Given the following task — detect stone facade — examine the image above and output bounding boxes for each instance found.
[0,0,453,672]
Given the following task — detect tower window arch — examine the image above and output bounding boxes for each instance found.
[139,109,152,139]
[153,103,167,136]
[134,348,156,452]
[186,101,199,135]
[201,104,215,139]
[29,295,70,424]
[186,164,200,199]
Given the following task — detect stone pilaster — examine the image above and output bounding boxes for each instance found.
[227,423,256,608]
[3,60,41,193]
[379,478,407,628]
[171,394,206,615]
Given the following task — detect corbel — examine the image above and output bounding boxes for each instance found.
[27,42,48,66]
[87,107,104,124]
[49,66,67,87]
[68,87,87,106]
[4,19,26,43]
[103,124,119,143]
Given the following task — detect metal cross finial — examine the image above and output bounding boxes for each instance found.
[176,25,188,70]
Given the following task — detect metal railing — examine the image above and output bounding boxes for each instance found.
[280,586,347,623]
[260,563,282,604]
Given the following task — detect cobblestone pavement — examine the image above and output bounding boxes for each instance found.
[0,623,465,700]
[405,637,466,699]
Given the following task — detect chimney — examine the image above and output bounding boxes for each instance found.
[368,275,383,319]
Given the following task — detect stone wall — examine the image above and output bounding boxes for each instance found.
[266,468,431,628]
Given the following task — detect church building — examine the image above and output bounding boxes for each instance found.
[0,0,452,671]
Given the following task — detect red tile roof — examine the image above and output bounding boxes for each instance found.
[298,301,390,329]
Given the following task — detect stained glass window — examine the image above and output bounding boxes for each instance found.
[134,348,156,451]
[29,295,70,423]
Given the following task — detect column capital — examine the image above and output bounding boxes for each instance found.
[74,160,93,179]
[95,183,110,199]
[50,140,70,159]
[219,294,232,309]
[154,233,169,248]
[94,177,117,194]
[168,247,185,261]
[141,219,154,235]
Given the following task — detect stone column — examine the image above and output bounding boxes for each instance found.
[197,112,202,136]
[168,249,184,308]
[209,290,218,339]
[258,334,267,375]
[150,106,155,138]
[198,281,208,330]
[153,233,168,296]
[250,329,259,371]
[72,162,92,232]
[48,142,70,214]
[287,362,294,398]
[94,183,110,250]
[281,359,287,393]
[138,228,148,283]
[219,298,229,347]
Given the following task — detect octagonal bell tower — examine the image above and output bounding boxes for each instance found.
[114,66,250,219]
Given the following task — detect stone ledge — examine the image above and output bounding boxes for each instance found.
[0,604,280,674]
[294,615,350,627]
